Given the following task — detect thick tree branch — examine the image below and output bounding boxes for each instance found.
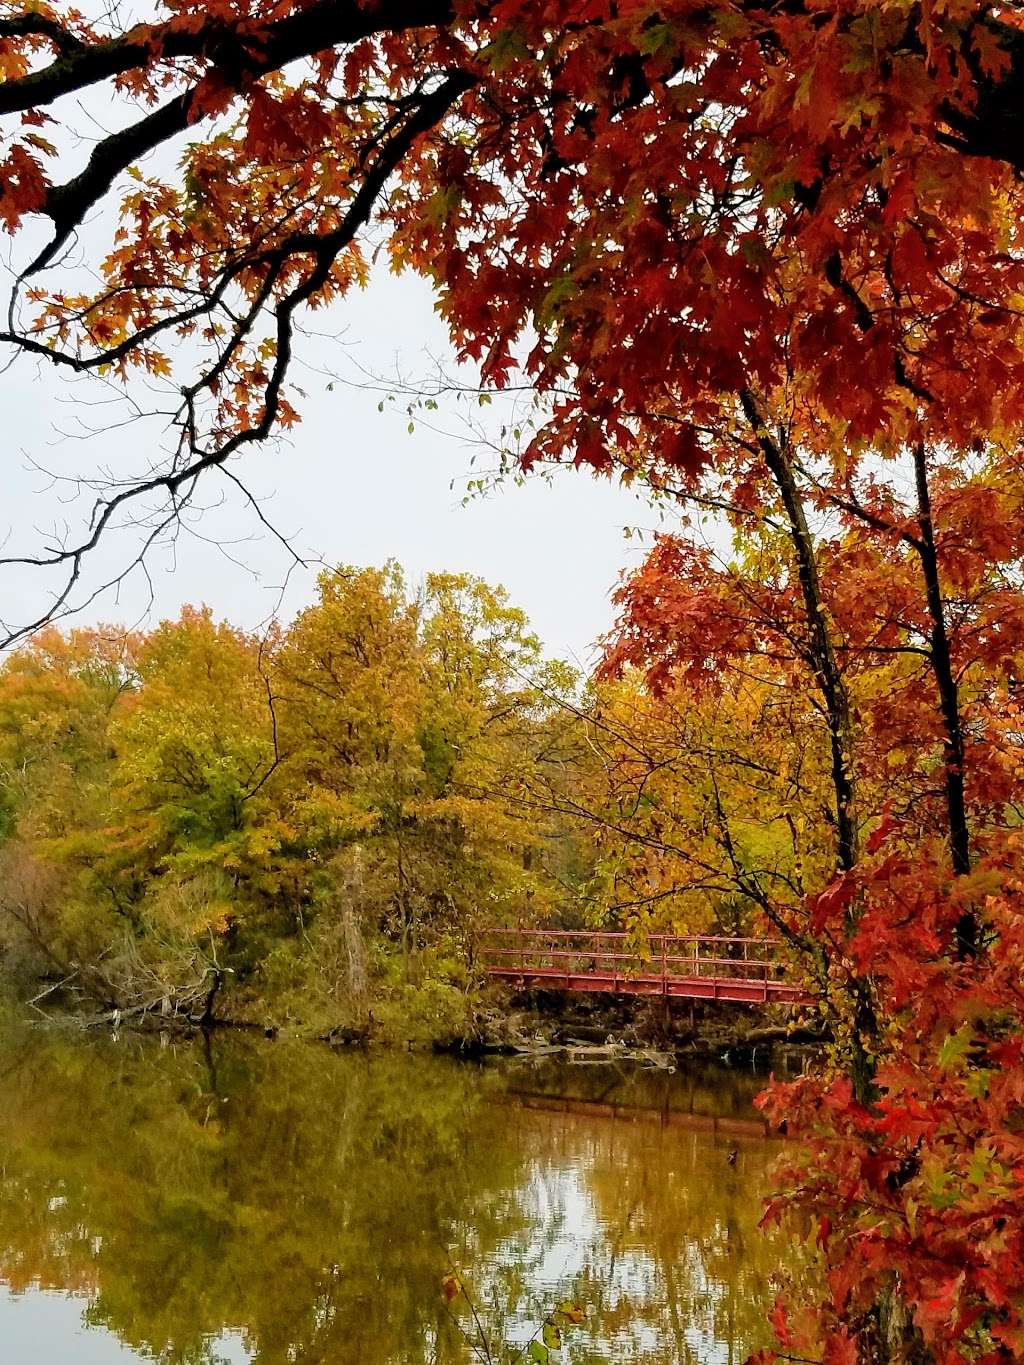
[0,0,455,117]
[0,11,85,57]
[740,388,859,875]
[0,67,475,650]
[939,16,1024,169]
[30,92,195,274]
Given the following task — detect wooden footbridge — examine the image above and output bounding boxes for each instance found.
[478,929,811,1005]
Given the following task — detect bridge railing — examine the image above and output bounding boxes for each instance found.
[476,928,788,987]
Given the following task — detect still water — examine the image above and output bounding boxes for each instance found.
[0,1031,807,1363]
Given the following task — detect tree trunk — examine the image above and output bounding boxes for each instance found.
[910,443,976,955]
[741,390,875,1102]
[741,390,858,873]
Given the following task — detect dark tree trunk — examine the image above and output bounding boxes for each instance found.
[741,390,858,874]
[741,390,876,1103]
[910,443,976,955]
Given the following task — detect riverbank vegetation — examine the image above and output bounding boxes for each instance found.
[0,553,822,1042]
[0,566,579,1039]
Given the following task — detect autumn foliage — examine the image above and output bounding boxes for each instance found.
[4,0,1024,1361]
[0,567,580,1041]
[599,427,1024,1362]
[2,0,1024,629]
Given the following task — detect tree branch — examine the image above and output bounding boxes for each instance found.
[0,0,454,117]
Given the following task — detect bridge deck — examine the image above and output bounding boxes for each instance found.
[479,930,811,1005]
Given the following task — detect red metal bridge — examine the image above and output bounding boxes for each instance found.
[478,929,811,1005]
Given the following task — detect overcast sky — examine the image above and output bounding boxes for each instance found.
[0,264,656,667]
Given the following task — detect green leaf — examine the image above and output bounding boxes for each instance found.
[937,1024,971,1071]
[638,21,674,55]
[527,1341,549,1364]
[541,1320,562,1348]
[905,1196,918,1237]
[536,275,578,328]
[423,183,462,225]
[968,1144,993,1187]
[763,178,795,208]
[479,27,530,72]
[965,1068,992,1100]
[740,236,772,268]
[921,1157,959,1210]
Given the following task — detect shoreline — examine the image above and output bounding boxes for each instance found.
[3,985,827,1073]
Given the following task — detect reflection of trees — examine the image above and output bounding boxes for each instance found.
[485,1060,814,1364]
[548,1120,795,1362]
[0,1036,811,1364]
[0,1034,529,1364]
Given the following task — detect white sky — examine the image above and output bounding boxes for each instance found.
[0,264,655,667]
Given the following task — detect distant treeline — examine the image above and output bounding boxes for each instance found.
[0,565,602,1039]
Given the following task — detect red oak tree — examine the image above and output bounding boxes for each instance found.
[1,0,1024,630]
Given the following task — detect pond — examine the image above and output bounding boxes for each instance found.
[0,1030,810,1363]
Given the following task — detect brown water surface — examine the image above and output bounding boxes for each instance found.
[0,1030,809,1363]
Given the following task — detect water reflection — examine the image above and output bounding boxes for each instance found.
[0,1031,807,1363]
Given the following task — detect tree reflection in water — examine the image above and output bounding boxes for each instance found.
[0,1032,810,1363]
